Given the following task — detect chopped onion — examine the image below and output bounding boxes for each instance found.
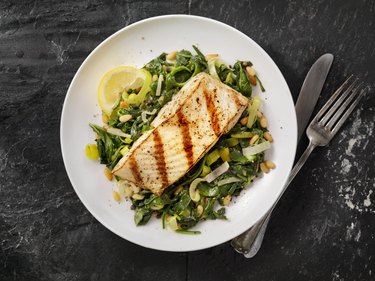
[117,180,134,198]
[242,141,271,158]
[189,178,205,202]
[141,112,147,123]
[207,57,220,80]
[166,215,179,231]
[155,74,164,96]
[204,161,230,183]
[106,127,131,138]
[217,177,242,186]
[247,96,262,128]
[141,109,157,122]
[207,57,228,81]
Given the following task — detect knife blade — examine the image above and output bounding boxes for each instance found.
[296,53,334,141]
[231,53,334,258]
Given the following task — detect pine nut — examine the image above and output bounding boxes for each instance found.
[174,185,183,195]
[196,205,204,216]
[132,193,145,200]
[120,101,128,108]
[248,75,257,86]
[166,51,177,60]
[246,66,256,77]
[104,168,113,181]
[113,190,121,202]
[249,134,259,145]
[240,116,248,126]
[260,162,270,173]
[264,160,276,169]
[223,195,232,206]
[102,113,109,124]
[119,114,132,123]
[264,132,273,142]
[205,53,218,60]
[152,74,158,81]
[260,116,268,128]
[256,111,263,119]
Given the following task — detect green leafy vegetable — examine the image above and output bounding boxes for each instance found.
[89,45,268,232]
[234,61,252,97]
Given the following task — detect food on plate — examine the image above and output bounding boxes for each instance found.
[98,66,152,115]
[112,73,249,195]
[88,46,274,233]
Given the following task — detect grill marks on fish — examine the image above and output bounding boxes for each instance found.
[203,88,221,136]
[112,73,250,195]
[129,156,142,185]
[153,129,169,187]
[177,110,194,167]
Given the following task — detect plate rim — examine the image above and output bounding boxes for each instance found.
[60,14,297,252]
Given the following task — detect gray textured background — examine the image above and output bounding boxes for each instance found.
[1,0,374,280]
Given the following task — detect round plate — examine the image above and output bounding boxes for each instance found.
[60,15,297,252]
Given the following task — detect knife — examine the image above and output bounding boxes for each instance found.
[296,54,334,141]
[231,53,334,258]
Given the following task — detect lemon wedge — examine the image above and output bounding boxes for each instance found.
[98,66,151,115]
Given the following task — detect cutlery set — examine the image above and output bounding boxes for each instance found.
[231,54,368,257]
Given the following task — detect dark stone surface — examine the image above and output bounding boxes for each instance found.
[1,0,374,280]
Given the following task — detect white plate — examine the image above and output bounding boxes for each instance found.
[60,15,297,252]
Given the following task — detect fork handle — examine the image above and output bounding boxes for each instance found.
[231,141,317,257]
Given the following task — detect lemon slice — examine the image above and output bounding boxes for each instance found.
[98,66,151,115]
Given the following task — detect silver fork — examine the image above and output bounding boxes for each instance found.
[231,76,368,257]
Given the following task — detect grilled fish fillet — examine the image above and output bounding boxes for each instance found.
[112,72,249,195]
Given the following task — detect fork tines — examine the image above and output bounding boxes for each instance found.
[313,75,368,132]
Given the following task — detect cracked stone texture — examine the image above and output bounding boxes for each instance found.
[1,0,374,280]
